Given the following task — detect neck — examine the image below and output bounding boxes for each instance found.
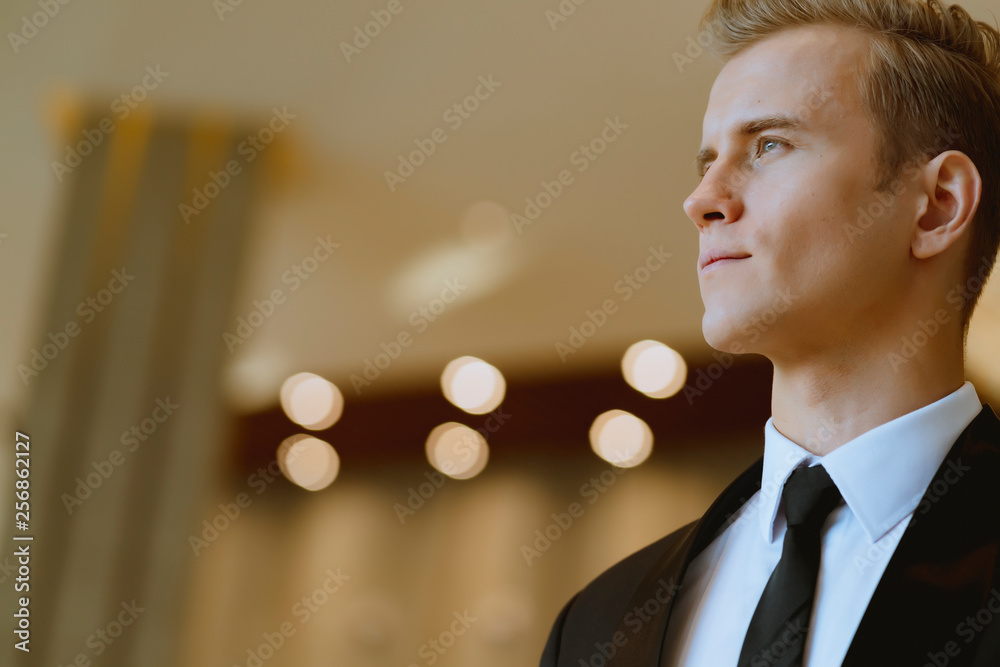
[768,325,966,456]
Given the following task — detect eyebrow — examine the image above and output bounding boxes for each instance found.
[694,114,807,177]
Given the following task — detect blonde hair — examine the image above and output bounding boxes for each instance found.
[700,0,1000,327]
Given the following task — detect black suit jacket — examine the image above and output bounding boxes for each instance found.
[541,404,1000,666]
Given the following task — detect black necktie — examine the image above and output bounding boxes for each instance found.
[737,464,842,667]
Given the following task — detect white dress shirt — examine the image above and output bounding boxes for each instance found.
[661,381,983,667]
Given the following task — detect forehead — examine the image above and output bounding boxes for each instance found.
[702,24,869,138]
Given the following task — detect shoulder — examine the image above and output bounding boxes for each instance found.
[570,522,694,618]
[540,455,769,666]
[541,520,696,665]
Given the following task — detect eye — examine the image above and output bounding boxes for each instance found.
[755,136,788,157]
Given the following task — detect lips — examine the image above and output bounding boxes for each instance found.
[698,250,751,271]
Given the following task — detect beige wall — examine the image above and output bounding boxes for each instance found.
[176,440,761,666]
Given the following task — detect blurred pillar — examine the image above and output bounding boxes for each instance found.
[7,104,272,667]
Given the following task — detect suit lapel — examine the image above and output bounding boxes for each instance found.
[843,404,1000,666]
[607,456,765,666]
[605,404,1000,666]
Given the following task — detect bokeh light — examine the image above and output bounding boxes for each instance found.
[280,372,344,429]
[277,434,340,491]
[621,340,687,399]
[425,422,489,480]
[440,356,506,414]
[589,409,653,468]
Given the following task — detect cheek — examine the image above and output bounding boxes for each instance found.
[745,188,822,270]
[743,159,879,281]
[787,174,870,248]
[763,215,856,298]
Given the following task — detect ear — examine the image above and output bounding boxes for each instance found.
[911,150,982,260]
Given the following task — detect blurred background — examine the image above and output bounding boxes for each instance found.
[2,0,999,665]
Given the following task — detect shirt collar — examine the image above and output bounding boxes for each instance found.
[759,381,983,545]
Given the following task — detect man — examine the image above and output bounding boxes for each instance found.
[540,0,1000,665]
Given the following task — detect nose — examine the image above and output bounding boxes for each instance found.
[683,165,744,232]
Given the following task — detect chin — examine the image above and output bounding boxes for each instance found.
[701,308,759,355]
[702,312,739,352]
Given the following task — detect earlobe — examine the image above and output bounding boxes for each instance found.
[911,150,981,260]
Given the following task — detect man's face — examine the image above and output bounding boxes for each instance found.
[684,25,920,359]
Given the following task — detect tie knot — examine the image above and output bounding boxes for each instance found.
[782,464,841,528]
